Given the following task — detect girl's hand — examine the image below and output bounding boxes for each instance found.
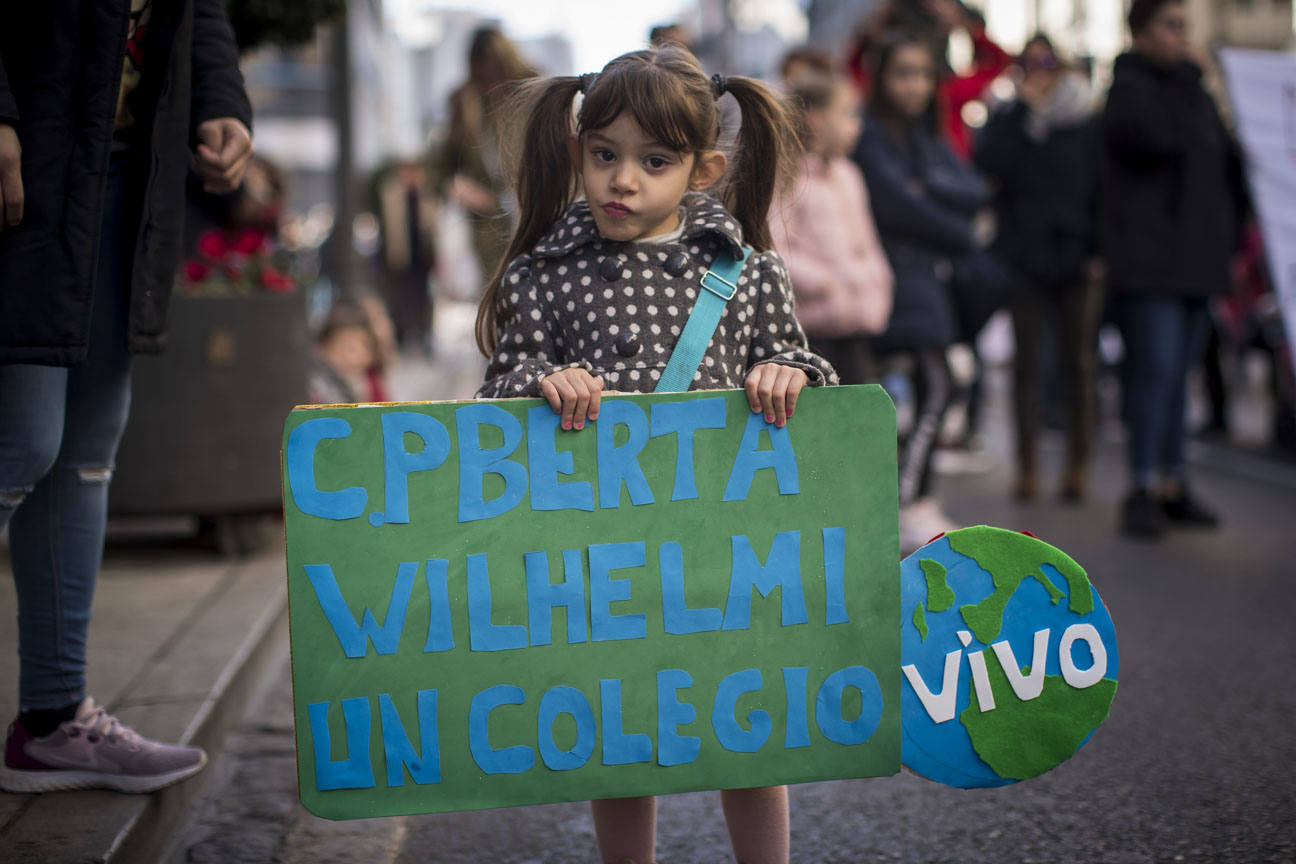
[744,364,808,428]
[540,367,604,430]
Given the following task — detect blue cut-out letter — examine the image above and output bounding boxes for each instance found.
[722,412,800,501]
[649,397,726,500]
[658,542,721,635]
[596,400,654,508]
[377,412,450,526]
[379,691,441,786]
[815,666,883,746]
[286,418,367,520]
[424,559,454,652]
[783,667,811,749]
[657,669,700,766]
[308,698,376,790]
[711,668,771,753]
[600,679,653,765]
[526,550,587,646]
[468,685,535,774]
[466,554,528,652]
[822,526,849,625]
[457,403,528,523]
[527,405,595,512]
[305,562,417,658]
[537,686,596,771]
[722,532,807,631]
[589,542,648,642]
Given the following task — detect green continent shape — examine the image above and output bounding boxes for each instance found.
[961,662,1117,781]
[919,559,955,612]
[949,527,1094,644]
[912,602,929,641]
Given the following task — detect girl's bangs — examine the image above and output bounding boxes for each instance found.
[579,63,705,153]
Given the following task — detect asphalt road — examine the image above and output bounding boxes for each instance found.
[169,364,1296,864]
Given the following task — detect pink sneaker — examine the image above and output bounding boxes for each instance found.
[0,698,206,793]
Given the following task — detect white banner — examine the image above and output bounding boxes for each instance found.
[1220,48,1296,374]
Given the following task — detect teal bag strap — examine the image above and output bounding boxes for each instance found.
[655,245,752,393]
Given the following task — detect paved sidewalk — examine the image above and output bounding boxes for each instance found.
[0,301,486,863]
[0,536,289,863]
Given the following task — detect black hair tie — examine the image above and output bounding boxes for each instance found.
[580,73,598,95]
[710,73,729,99]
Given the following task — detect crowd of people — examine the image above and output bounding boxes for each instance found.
[316,0,1260,552]
[755,0,1249,548]
[0,1,1278,858]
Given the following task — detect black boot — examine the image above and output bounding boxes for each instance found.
[1162,484,1220,527]
[1120,488,1165,538]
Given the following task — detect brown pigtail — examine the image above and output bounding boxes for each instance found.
[719,76,802,252]
[475,76,583,356]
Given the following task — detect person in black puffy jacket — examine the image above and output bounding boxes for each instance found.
[1100,0,1246,538]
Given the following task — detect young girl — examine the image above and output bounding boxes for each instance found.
[475,44,836,864]
[772,71,893,387]
[852,33,989,551]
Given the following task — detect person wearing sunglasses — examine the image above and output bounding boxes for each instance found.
[974,35,1102,505]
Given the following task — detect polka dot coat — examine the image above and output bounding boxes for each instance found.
[477,192,838,398]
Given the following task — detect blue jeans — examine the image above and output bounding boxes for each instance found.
[1115,294,1212,489]
[0,160,133,711]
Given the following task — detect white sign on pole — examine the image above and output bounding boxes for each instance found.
[1220,48,1296,375]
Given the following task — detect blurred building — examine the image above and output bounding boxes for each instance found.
[387,7,574,137]
[694,0,809,77]
[977,0,1294,65]
[1187,0,1295,51]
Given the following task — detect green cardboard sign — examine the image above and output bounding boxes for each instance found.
[283,385,900,819]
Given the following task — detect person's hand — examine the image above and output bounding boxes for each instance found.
[923,0,968,35]
[449,174,496,215]
[0,123,23,229]
[540,367,604,431]
[1086,257,1107,285]
[191,117,252,194]
[744,363,809,428]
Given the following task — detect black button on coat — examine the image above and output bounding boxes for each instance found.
[0,0,253,365]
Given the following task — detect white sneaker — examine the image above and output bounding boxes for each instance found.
[899,497,961,555]
[0,698,206,793]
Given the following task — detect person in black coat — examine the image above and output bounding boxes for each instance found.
[1100,0,1246,538]
[0,0,252,795]
[853,32,989,552]
[976,34,1102,503]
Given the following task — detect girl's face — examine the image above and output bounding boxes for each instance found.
[322,326,374,376]
[808,85,862,160]
[573,112,724,243]
[882,44,937,122]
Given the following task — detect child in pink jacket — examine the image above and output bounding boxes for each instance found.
[771,72,893,384]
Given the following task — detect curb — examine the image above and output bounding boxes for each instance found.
[106,587,288,864]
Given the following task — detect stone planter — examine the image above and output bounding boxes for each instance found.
[109,291,308,550]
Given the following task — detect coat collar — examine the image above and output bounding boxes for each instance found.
[531,191,746,259]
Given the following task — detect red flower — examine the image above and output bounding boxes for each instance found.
[260,265,296,293]
[197,229,227,260]
[231,228,267,256]
[184,259,209,282]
